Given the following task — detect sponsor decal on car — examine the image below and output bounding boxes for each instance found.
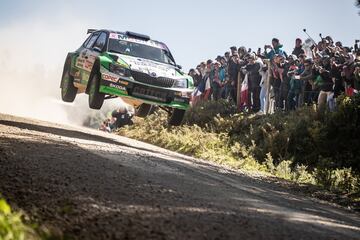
[102,73,119,83]
[84,60,93,72]
[109,83,127,92]
[109,33,120,39]
[76,58,85,68]
[118,80,129,86]
[110,33,167,50]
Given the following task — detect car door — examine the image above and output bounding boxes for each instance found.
[74,32,100,84]
[83,32,108,80]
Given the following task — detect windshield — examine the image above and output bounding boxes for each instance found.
[108,39,175,66]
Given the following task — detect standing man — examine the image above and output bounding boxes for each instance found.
[245,54,262,112]
[227,47,240,102]
[292,38,305,58]
[211,62,226,100]
[265,38,286,60]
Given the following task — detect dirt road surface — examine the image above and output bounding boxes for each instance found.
[0,113,359,240]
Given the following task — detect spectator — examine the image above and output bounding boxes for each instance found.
[227,50,240,102]
[238,47,247,59]
[188,35,359,116]
[203,59,213,100]
[224,51,231,62]
[299,57,315,106]
[292,38,305,57]
[220,57,229,98]
[271,54,286,111]
[354,64,360,93]
[317,62,334,112]
[211,61,226,100]
[230,46,238,56]
[188,68,202,87]
[111,107,133,130]
[245,53,261,112]
[259,61,269,114]
[287,57,301,110]
[265,38,286,60]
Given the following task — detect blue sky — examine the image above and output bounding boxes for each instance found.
[0,0,359,70]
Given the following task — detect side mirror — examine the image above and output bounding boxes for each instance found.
[176,65,182,70]
[93,47,102,53]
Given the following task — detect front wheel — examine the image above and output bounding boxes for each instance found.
[168,108,185,126]
[61,66,77,102]
[88,72,105,109]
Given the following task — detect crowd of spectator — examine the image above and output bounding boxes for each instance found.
[188,35,360,114]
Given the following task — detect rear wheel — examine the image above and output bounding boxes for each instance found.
[60,63,77,102]
[136,103,154,118]
[88,72,105,109]
[168,108,185,126]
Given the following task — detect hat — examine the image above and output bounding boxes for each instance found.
[215,55,222,61]
[230,46,237,51]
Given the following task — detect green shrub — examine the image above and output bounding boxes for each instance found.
[292,165,316,184]
[118,94,360,195]
[184,100,237,127]
[0,198,40,240]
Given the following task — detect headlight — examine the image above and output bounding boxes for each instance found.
[172,79,188,88]
[109,64,131,77]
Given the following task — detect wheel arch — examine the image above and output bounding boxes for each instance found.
[60,52,77,88]
[85,57,101,94]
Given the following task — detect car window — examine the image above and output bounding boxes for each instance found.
[93,32,107,51]
[82,35,92,47]
[108,39,175,65]
[85,33,99,49]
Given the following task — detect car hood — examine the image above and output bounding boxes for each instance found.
[115,54,181,79]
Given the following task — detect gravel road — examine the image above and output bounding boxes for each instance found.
[0,113,359,240]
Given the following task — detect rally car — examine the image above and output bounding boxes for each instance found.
[60,29,194,125]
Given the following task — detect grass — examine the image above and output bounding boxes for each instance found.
[0,197,63,240]
[0,198,41,240]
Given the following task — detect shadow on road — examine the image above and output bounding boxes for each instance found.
[0,119,166,156]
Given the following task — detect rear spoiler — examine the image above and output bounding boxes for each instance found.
[87,29,98,34]
[125,31,150,41]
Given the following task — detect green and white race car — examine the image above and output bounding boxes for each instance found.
[60,29,194,125]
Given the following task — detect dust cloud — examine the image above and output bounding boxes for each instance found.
[0,20,123,128]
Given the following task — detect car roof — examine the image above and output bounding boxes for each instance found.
[89,29,165,46]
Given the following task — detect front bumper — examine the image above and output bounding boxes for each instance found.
[99,72,192,110]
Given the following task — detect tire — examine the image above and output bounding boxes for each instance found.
[136,103,154,118]
[88,72,105,109]
[60,62,77,102]
[168,108,186,126]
